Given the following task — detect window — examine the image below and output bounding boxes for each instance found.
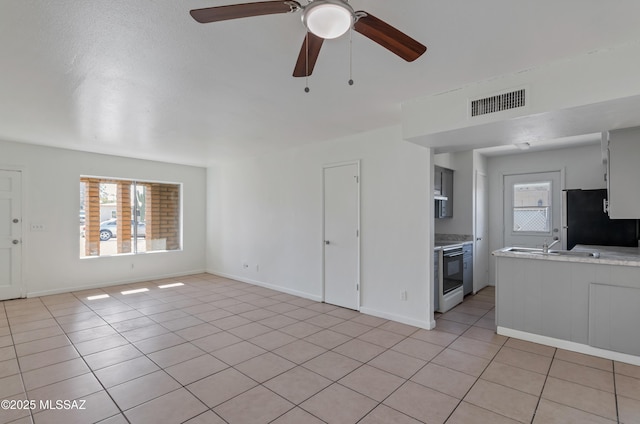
[80,177,181,257]
[512,181,551,232]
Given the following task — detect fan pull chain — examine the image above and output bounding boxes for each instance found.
[348,27,354,86]
[305,32,310,93]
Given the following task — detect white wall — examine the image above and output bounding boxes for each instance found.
[207,126,434,328]
[487,143,605,282]
[1,140,207,296]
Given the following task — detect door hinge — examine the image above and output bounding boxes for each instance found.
[355,176,359,183]
[356,229,359,237]
[356,283,359,291]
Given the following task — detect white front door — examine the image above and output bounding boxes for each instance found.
[474,171,489,291]
[504,171,562,249]
[323,162,359,310]
[0,170,23,300]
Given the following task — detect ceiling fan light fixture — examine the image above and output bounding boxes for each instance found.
[303,1,354,39]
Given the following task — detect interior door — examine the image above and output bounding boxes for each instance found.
[474,171,489,292]
[504,171,562,249]
[0,170,23,300]
[323,162,359,310]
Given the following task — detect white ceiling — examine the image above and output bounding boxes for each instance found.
[2,1,640,166]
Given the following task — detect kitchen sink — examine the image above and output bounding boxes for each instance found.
[504,247,600,258]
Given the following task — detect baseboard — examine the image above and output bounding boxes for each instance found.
[497,326,640,367]
[207,270,323,302]
[26,269,207,298]
[359,307,433,330]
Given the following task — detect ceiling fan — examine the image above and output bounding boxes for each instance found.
[190,0,427,78]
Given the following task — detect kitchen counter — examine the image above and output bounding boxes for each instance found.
[434,240,472,250]
[493,244,640,267]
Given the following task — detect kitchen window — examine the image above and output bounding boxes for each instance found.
[80,177,181,257]
[512,181,551,233]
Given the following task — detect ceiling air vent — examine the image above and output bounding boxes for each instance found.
[470,88,526,117]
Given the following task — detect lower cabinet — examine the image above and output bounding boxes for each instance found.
[434,250,440,311]
[463,244,473,296]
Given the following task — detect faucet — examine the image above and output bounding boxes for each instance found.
[542,238,560,253]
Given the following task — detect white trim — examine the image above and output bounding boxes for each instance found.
[27,269,206,298]
[360,306,432,330]
[322,160,361,311]
[497,326,640,367]
[207,270,322,302]
[0,166,26,299]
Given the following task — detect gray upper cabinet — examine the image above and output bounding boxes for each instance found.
[434,166,454,218]
[608,127,640,219]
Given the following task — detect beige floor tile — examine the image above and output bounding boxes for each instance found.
[305,313,345,328]
[27,373,103,410]
[0,358,19,379]
[0,374,24,398]
[350,314,388,327]
[464,379,538,423]
[391,337,443,361]
[542,376,617,420]
[32,390,119,424]
[190,331,243,352]
[411,363,476,399]
[65,325,117,344]
[339,364,405,402]
[148,342,205,368]
[74,333,129,356]
[301,383,377,424]
[358,328,406,348]
[369,349,426,379]
[359,404,422,424]
[494,346,552,375]
[533,399,616,424]
[9,318,59,334]
[133,332,186,354]
[433,319,470,335]
[480,361,546,396]
[474,316,497,330]
[270,407,325,424]
[440,311,480,325]
[215,385,294,424]
[302,351,361,381]
[449,336,501,360]
[212,340,266,365]
[266,303,300,314]
[239,308,278,321]
[446,401,521,424]
[108,370,181,411]
[194,308,233,322]
[125,388,208,424]
[235,352,295,383]
[259,314,299,329]
[174,322,222,341]
[14,334,71,357]
[12,326,66,345]
[249,330,297,350]
[616,361,640,379]
[119,323,169,343]
[616,374,640,401]
[432,348,490,377]
[410,328,459,347]
[332,338,386,363]
[161,316,206,331]
[264,366,332,404]
[504,338,556,357]
[280,321,323,338]
[83,344,143,370]
[273,340,326,364]
[283,308,319,321]
[187,367,257,407]
[384,381,458,424]
[165,354,228,385]
[94,355,160,388]
[304,329,351,349]
[22,357,89,390]
[183,410,226,424]
[549,359,614,392]
[619,395,640,424]
[461,326,508,346]
[330,320,373,337]
[554,349,613,371]
[227,322,272,339]
[17,345,79,372]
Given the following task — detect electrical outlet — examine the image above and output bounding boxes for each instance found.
[31,224,45,232]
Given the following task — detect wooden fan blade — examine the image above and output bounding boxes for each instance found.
[190,1,300,24]
[354,12,427,62]
[293,32,324,77]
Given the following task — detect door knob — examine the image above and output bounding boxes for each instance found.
[12,239,19,245]
[476,237,482,241]
[324,240,330,245]
[13,218,19,223]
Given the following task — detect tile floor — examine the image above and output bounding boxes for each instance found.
[0,274,639,424]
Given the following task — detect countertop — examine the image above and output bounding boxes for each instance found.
[493,244,640,267]
[434,240,473,250]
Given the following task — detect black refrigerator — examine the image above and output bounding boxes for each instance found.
[564,189,638,250]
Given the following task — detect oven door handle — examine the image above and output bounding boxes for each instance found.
[443,252,463,258]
